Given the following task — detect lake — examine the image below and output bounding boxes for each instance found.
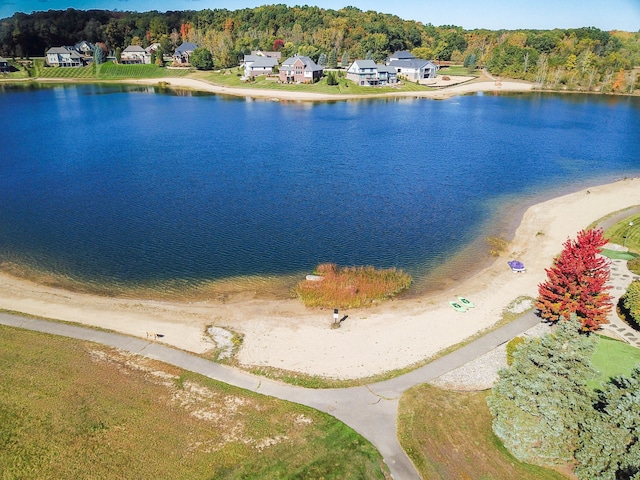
[1,84,639,297]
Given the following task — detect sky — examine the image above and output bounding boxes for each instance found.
[1,0,639,31]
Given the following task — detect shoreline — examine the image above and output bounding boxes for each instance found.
[2,73,535,101]
[1,177,639,379]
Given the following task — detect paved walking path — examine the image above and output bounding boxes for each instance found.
[0,310,541,479]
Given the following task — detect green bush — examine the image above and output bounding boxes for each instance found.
[622,280,640,327]
[505,336,525,365]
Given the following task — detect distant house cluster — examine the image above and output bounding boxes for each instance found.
[39,39,439,90]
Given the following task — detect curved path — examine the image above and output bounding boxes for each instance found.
[0,310,540,479]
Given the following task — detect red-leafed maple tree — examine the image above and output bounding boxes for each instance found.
[536,228,613,331]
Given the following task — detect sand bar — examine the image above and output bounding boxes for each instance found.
[1,177,639,379]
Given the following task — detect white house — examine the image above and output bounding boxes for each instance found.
[45,47,85,67]
[346,59,397,86]
[121,45,151,64]
[243,55,278,77]
[388,58,438,81]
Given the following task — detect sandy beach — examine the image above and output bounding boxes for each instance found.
[122,74,534,101]
[1,175,639,379]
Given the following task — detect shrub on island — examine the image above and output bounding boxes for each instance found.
[294,263,412,308]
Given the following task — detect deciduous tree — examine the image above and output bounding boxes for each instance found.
[536,228,613,331]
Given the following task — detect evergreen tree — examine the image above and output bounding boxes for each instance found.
[487,318,597,466]
[537,228,613,331]
[94,43,106,64]
[575,368,640,480]
[365,50,373,60]
[317,52,327,67]
[115,46,121,63]
[341,51,349,68]
[327,49,337,68]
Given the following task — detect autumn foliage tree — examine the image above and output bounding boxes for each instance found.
[537,228,613,331]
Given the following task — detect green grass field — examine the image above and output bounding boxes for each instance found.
[0,325,387,479]
[398,385,568,480]
[589,334,640,389]
[605,213,640,255]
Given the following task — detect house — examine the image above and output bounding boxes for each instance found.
[173,42,198,64]
[346,59,397,86]
[279,55,323,83]
[45,46,85,67]
[74,40,94,56]
[243,55,278,78]
[146,43,161,54]
[0,56,8,73]
[387,55,438,81]
[121,45,151,64]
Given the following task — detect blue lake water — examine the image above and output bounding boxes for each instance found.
[1,84,639,297]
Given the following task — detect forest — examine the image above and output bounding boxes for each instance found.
[1,5,639,92]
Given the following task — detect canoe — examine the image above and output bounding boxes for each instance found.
[449,301,466,313]
[458,296,475,308]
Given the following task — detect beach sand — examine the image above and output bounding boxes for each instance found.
[121,74,534,101]
[1,176,638,379]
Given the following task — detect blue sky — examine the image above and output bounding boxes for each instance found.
[2,0,639,31]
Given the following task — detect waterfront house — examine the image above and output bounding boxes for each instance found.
[0,56,8,72]
[45,46,85,67]
[74,40,94,56]
[121,45,151,64]
[243,55,279,77]
[388,56,437,81]
[173,42,198,64]
[346,59,397,86]
[279,55,323,83]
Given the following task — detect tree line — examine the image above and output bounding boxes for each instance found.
[1,5,639,91]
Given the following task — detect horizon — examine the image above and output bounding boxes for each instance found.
[1,0,640,32]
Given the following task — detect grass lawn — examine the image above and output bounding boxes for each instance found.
[588,334,640,389]
[397,384,568,480]
[436,66,479,76]
[197,67,433,95]
[605,212,640,255]
[0,325,387,479]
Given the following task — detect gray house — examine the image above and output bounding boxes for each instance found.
[0,56,8,72]
[346,59,397,86]
[173,42,198,64]
[121,45,151,64]
[45,46,85,67]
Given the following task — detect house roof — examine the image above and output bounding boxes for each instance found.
[250,57,278,67]
[123,45,146,53]
[47,46,72,54]
[175,42,198,54]
[389,50,415,60]
[281,55,323,72]
[376,64,397,74]
[351,59,377,69]
[389,58,435,70]
[0,56,7,63]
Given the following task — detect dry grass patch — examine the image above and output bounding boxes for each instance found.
[398,384,569,480]
[0,325,388,479]
[294,263,412,308]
